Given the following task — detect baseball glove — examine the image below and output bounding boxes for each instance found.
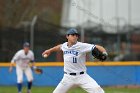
[92,47,108,61]
[34,68,43,74]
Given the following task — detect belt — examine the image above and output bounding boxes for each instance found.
[64,71,84,76]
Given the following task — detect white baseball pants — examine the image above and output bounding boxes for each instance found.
[16,65,33,83]
[53,73,104,93]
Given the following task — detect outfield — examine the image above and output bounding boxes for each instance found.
[1,62,140,93]
[0,86,140,93]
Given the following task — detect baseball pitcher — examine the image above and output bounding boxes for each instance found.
[42,28,108,93]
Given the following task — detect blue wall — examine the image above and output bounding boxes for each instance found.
[0,66,140,86]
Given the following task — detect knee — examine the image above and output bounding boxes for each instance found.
[28,77,33,82]
[18,80,23,83]
[30,78,33,82]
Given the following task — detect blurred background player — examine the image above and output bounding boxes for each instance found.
[42,28,107,93]
[9,42,35,93]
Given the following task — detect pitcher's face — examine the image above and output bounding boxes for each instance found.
[66,34,79,43]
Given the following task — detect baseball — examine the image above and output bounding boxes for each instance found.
[43,54,48,58]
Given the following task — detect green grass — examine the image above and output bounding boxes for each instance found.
[0,86,140,93]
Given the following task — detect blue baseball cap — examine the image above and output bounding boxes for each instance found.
[23,42,30,47]
[66,28,79,35]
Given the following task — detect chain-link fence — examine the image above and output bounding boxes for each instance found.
[0,0,140,62]
[0,21,140,62]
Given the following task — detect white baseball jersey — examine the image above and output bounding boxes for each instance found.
[61,42,95,73]
[11,49,34,69]
[54,42,104,93]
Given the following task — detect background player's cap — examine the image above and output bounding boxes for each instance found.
[66,28,79,35]
[23,42,30,47]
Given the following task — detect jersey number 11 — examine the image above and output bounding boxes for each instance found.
[73,57,77,63]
